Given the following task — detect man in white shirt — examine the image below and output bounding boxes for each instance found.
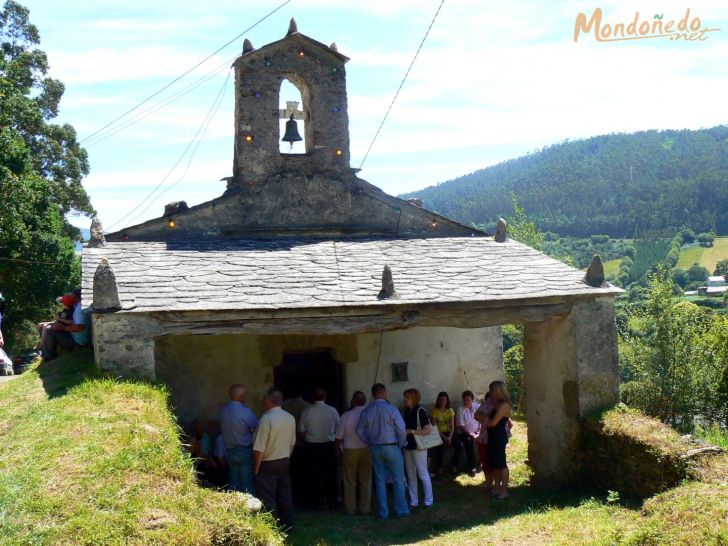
[254,388,296,530]
[335,391,371,515]
[299,387,340,510]
[452,390,480,476]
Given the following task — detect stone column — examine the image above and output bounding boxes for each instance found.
[522,296,619,485]
[92,314,160,380]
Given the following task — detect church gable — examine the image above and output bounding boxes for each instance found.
[105,19,482,241]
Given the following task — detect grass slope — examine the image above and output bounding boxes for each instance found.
[701,237,728,273]
[290,415,728,546]
[677,237,728,272]
[603,258,622,278]
[0,350,282,546]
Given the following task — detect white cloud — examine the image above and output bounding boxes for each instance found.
[42,0,728,229]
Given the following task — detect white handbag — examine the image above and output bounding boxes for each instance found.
[414,408,443,450]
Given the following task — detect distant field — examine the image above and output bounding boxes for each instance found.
[603,258,622,277]
[701,237,728,272]
[677,237,728,272]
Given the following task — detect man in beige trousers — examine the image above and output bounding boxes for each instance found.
[335,391,372,515]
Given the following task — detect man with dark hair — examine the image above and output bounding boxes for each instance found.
[356,383,409,519]
[299,386,340,509]
[219,384,259,494]
[452,389,480,476]
[254,388,296,530]
[336,391,371,515]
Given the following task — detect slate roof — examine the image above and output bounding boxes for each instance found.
[81,237,620,313]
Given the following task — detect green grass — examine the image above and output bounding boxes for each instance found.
[695,423,728,450]
[289,412,728,546]
[0,350,282,546]
[604,258,622,278]
[677,237,728,272]
[677,246,705,270]
[701,237,728,273]
[2,353,725,545]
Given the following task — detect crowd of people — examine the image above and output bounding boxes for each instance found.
[187,380,513,531]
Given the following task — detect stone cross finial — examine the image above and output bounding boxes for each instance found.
[377,265,398,300]
[88,217,106,248]
[585,254,606,287]
[287,17,298,36]
[495,218,507,242]
[243,38,254,54]
[93,258,122,311]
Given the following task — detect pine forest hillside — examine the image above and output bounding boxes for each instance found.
[402,126,728,237]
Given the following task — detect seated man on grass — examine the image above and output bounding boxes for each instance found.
[42,291,91,362]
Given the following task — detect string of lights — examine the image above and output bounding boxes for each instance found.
[358,0,446,170]
[79,0,293,146]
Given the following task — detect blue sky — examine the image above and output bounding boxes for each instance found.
[19,0,728,231]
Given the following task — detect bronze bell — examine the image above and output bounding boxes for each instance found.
[281,114,303,145]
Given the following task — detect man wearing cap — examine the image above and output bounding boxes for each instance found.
[42,290,91,362]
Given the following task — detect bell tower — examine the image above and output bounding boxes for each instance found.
[229,19,351,192]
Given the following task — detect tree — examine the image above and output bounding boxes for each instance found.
[672,268,689,289]
[619,269,728,429]
[696,232,716,247]
[687,262,709,283]
[507,193,544,250]
[0,1,94,350]
[714,259,728,279]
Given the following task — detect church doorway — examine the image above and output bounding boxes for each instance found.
[274,350,345,411]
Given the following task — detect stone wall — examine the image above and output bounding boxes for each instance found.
[580,407,708,498]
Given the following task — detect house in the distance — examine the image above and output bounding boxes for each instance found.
[705,275,727,297]
[82,20,621,485]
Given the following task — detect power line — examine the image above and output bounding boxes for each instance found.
[79,0,293,145]
[84,54,237,148]
[105,69,233,232]
[123,70,232,227]
[358,0,446,170]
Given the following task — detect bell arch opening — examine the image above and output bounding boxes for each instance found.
[278,77,312,155]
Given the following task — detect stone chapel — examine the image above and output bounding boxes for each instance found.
[82,20,621,484]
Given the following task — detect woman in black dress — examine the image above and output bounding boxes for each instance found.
[484,381,512,499]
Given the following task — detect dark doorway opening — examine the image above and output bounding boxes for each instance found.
[274,350,344,411]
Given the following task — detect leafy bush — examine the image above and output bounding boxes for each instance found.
[503,345,524,411]
[672,268,689,288]
[619,270,728,430]
[687,262,709,283]
[714,259,728,278]
[697,231,716,247]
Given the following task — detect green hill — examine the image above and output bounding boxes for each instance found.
[402,126,728,237]
[0,350,281,546]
